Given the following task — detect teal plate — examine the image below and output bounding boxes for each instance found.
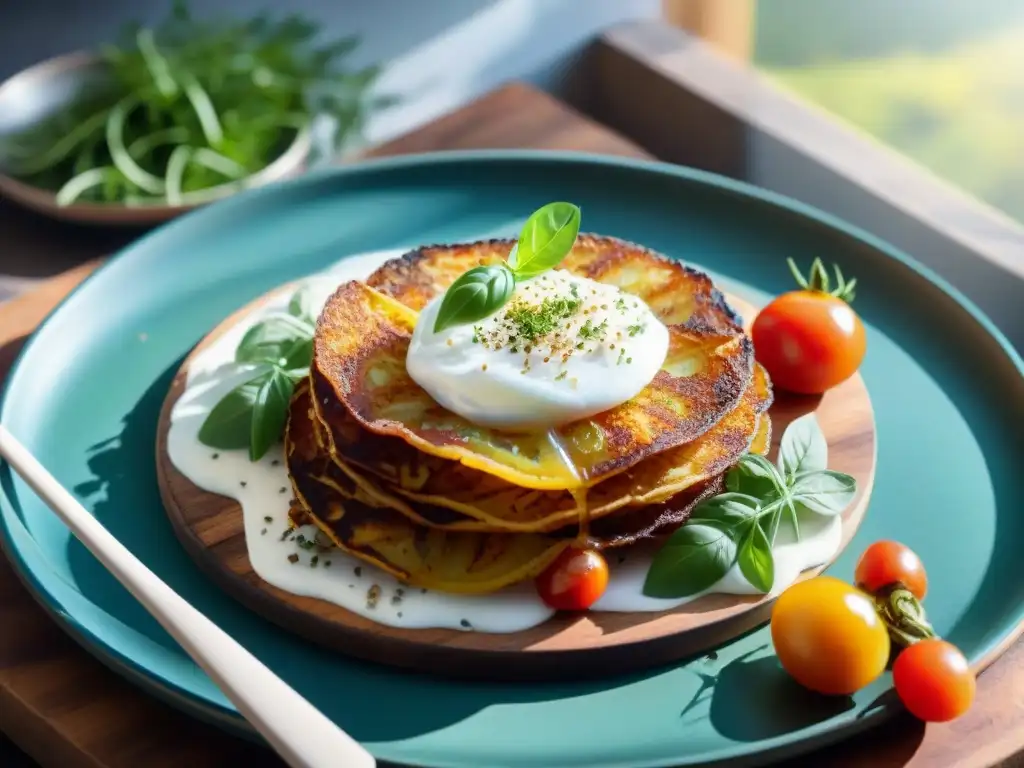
[2,152,1022,768]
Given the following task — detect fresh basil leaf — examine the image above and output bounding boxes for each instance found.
[790,469,857,516]
[761,500,784,544]
[282,367,311,383]
[432,264,515,333]
[688,492,761,533]
[642,523,737,598]
[786,498,801,540]
[287,286,317,323]
[249,368,295,461]
[270,312,316,336]
[509,202,581,279]
[778,413,828,479]
[197,376,264,449]
[236,314,313,365]
[726,453,785,499]
[754,492,802,543]
[738,520,775,593]
[280,335,313,371]
[236,322,285,364]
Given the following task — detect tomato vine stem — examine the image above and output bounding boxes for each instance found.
[787,257,857,303]
[872,585,937,648]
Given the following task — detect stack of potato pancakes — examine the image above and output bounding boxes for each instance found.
[285,235,773,595]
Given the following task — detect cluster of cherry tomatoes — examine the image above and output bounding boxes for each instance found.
[771,540,976,723]
[535,543,978,725]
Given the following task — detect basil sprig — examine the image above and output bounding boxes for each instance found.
[430,265,516,335]
[198,287,315,460]
[642,413,857,598]
[432,201,581,333]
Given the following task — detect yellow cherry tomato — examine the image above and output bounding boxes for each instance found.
[771,575,891,696]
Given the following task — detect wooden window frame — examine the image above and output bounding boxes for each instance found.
[565,19,1024,349]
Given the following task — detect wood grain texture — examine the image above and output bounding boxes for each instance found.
[362,82,650,160]
[155,289,874,680]
[0,82,1021,768]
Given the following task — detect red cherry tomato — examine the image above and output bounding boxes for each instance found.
[535,547,609,611]
[752,292,865,395]
[751,258,865,395]
[893,639,976,722]
[855,540,928,600]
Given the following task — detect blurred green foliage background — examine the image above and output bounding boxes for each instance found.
[755,0,1024,223]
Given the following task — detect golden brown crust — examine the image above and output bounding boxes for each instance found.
[367,234,745,335]
[310,360,770,532]
[295,384,762,566]
[584,363,772,512]
[578,476,724,548]
[313,279,753,491]
[286,385,569,593]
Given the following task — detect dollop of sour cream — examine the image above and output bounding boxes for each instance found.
[406,270,670,430]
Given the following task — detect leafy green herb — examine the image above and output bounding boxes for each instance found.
[508,202,582,279]
[503,295,582,343]
[688,492,762,531]
[0,1,390,206]
[725,452,784,499]
[737,520,774,593]
[235,314,314,365]
[198,288,313,460]
[430,202,582,333]
[642,523,739,598]
[643,414,857,598]
[777,412,828,480]
[198,377,264,451]
[287,286,318,324]
[432,264,516,334]
[577,318,608,342]
[249,368,295,461]
[789,470,857,516]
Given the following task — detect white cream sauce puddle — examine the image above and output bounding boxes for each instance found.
[166,249,842,633]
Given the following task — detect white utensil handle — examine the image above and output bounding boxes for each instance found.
[0,425,374,768]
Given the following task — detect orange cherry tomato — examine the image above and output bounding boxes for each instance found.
[535,547,609,611]
[893,639,976,722]
[855,540,928,600]
[771,576,890,696]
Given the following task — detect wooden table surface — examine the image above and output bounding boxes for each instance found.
[0,82,1021,768]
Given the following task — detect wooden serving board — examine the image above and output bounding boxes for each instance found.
[155,285,875,680]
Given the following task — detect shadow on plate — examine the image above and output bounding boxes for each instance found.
[66,357,193,657]
[707,652,856,741]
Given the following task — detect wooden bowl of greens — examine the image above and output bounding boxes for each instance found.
[0,4,382,225]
